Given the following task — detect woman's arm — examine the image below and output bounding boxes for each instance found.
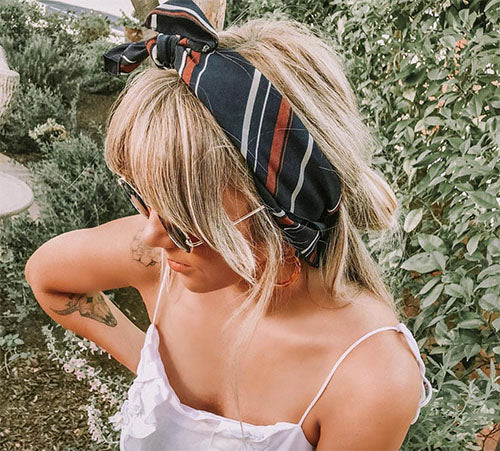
[25,215,161,375]
[35,289,145,374]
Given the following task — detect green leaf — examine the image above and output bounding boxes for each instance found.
[488,96,500,109]
[444,283,464,298]
[464,344,481,360]
[404,208,423,232]
[487,239,500,258]
[476,276,500,290]
[421,283,444,308]
[419,276,441,295]
[492,316,500,332]
[479,293,500,311]
[461,277,474,299]
[469,192,499,209]
[466,235,481,255]
[403,89,416,102]
[478,264,500,279]
[440,35,458,49]
[485,0,500,12]
[418,234,447,253]
[414,116,443,131]
[401,252,441,273]
[428,68,448,80]
[457,319,484,329]
[432,251,447,271]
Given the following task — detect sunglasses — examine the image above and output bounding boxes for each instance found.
[117,176,265,252]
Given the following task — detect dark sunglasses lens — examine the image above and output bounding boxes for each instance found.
[130,194,150,218]
[158,217,191,252]
[119,180,149,218]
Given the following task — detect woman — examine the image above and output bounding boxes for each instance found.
[26,1,431,449]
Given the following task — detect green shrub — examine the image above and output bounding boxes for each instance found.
[72,12,111,44]
[0,85,72,154]
[30,133,134,234]
[0,0,126,157]
[5,34,83,106]
[0,133,134,319]
[226,0,500,449]
[79,38,127,94]
[0,0,43,52]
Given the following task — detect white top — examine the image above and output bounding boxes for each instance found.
[111,288,432,450]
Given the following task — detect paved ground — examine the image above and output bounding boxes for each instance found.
[0,153,39,220]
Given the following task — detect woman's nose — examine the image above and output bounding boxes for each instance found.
[140,209,177,250]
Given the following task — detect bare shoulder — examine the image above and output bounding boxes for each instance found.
[88,214,162,290]
[315,289,422,449]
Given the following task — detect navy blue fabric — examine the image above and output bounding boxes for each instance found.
[103,0,342,267]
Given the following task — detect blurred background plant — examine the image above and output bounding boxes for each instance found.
[0,0,126,156]
[0,0,498,449]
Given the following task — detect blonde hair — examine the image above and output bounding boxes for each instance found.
[105,18,400,432]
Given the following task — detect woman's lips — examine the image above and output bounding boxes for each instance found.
[167,258,191,273]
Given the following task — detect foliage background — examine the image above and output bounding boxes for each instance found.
[0,0,499,449]
[228,0,500,446]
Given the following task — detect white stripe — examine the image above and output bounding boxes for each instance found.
[241,70,261,159]
[178,49,188,76]
[253,80,271,172]
[290,134,313,213]
[271,209,286,217]
[327,192,342,213]
[150,13,157,30]
[194,52,212,97]
[301,231,320,256]
[283,224,301,231]
[150,45,162,67]
[157,4,218,36]
[121,55,136,64]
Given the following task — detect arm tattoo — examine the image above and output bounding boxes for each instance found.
[131,229,161,267]
[50,292,117,327]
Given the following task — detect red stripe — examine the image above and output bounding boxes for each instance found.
[308,249,317,263]
[179,37,188,46]
[181,50,201,85]
[146,38,157,54]
[277,216,294,226]
[120,62,140,73]
[330,202,340,214]
[274,110,293,194]
[266,99,291,195]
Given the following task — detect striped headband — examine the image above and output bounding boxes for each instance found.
[103,0,342,267]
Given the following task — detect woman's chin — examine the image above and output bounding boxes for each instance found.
[178,273,244,294]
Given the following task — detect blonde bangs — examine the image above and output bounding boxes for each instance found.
[104,68,267,282]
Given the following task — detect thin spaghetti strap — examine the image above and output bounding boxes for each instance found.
[151,250,169,326]
[298,325,399,427]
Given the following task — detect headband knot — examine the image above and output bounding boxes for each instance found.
[103,0,342,267]
[149,34,179,68]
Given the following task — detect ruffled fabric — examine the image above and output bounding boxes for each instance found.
[113,324,171,439]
